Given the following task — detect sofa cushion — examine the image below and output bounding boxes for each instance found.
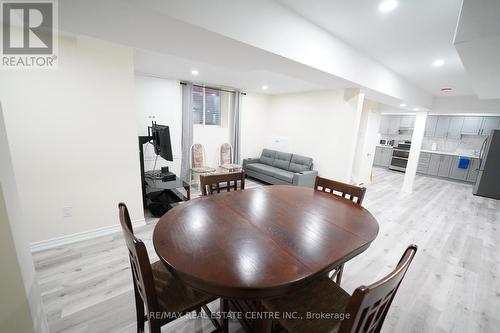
[260,149,277,166]
[272,151,292,170]
[246,163,294,183]
[270,168,294,183]
[289,154,313,173]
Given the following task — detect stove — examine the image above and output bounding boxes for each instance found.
[389,142,411,172]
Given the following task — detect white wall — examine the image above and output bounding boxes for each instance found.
[0,35,143,243]
[242,89,364,182]
[240,93,271,159]
[134,75,182,175]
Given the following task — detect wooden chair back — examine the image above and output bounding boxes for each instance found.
[118,203,159,315]
[200,171,245,196]
[339,245,418,333]
[315,176,367,205]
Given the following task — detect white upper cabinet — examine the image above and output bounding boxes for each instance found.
[379,115,391,134]
[434,116,450,138]
[480,117,500,135]
[425,115,438,137]
[400,115,415,129]
[388,116,401,135]
[461,116,483,135]
[448,117,464,139]
[400,116,415,128]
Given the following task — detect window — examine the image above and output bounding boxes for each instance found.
[192,86,221,126]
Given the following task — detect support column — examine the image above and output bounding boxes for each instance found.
[402,112,428,193]
[343,89,365,183]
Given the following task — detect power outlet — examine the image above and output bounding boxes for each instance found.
[62,206,73,218]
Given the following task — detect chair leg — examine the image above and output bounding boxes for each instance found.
[335,264,344,285]
[220,298,229,333]
[148,319,161,333]
[134,289,145,333]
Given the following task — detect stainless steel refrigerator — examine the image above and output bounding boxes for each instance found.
[473,129,500,199]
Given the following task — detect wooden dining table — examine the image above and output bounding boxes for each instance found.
[153,185,379,332]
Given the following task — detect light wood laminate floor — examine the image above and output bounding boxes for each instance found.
[32,169,500,333]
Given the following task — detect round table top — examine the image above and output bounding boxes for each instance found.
[153,185,379,299]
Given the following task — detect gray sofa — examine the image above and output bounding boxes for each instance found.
[243,149,318,188]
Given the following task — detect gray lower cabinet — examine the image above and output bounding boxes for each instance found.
[449,157,468,181]
[437,155,453,177]
[417,152,431,173]
[374,147,392,167]
[427,154,441,176]
[466,158,480,183]
[418,152,478,183]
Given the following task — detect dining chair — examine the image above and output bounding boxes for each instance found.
[315,176,367,205]
[118,203,223,333]
[219,143,242,173]
[200,171,245,196]
[190,143,217,186]
[314,176,367,284]
[263,245,417,333]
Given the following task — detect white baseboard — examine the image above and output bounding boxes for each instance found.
[30,218,147,253]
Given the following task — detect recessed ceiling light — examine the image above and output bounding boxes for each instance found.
[413,107,420,111]
[191,69,199,76]
[432,59,445,67]
[261,85,268,90]
[379,0,398,13]
[400,103,407,107]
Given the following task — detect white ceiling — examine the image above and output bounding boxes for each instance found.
[454,0,500,99]
[277,0,474,97]
[134,50,326,94]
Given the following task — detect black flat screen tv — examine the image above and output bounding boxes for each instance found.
[151,124,173,161]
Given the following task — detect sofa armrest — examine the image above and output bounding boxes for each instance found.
[292,170,318,188]
[242,158,260,170]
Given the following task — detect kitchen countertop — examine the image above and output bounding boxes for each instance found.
[376,145,479,158]
[420,149,479,159]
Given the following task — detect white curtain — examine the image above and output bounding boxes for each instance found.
[181,82,193,181]
[230,91,242,164]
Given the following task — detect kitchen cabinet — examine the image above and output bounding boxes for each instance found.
[437,155,453,177]
[379,116,391,135]
[434,117,450,138]
[388,116,401,135]
[400,115,415,129]
[427,154,441,176]
[425,116,438,137]
[480,117,500,135]
[466,158,480,183]
[448,117,464,139]
[417,152,431,173]
[461,116,482,135]
[374,147,392,167]
[449,156,469,181]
